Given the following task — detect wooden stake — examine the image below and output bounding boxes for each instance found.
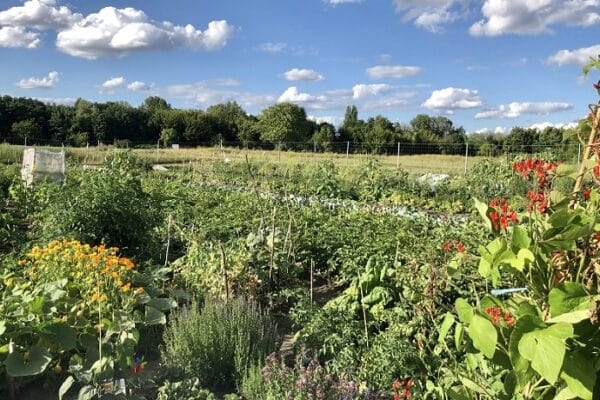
[573,106,600,195]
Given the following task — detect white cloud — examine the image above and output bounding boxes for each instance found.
[0,0,82,30]
[35,96,76,106]
[394,0,461,32]
[166,81,275,109]
[0,2,237,58]
[308,115,342,126]
[278,86,327,104]
[127,81,151,91]
[547,44,600,66]
[362,92,416,110]
[101,76,126,90]
[352,83,394,99]
[52,7,235,59]
[422,87,483,111]
[283,68,324,82]
[470,0,600,36]
[255,42,317,56]
[366,65,422,79]
[475,102,573,119]
[16,71,59,89]
[475,126,507,134]
[0,26,40,48]
[529,121,578,130]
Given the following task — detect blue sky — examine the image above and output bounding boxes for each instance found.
[0,0,599,133]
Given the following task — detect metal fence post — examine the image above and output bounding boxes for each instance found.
[396,142,400,169]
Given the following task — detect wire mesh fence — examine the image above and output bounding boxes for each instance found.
[0,136,584,176]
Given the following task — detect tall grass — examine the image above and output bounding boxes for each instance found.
[161,298,278,391]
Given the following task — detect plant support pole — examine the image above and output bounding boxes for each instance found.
[464,142,469,175]
[573,106,600,194]
[396,142,400,169]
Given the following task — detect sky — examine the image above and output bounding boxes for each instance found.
[0,0,599,133]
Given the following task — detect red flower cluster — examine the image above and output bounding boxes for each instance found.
[392,378,414,400]
[442,240,466,253]
[485,306,516,327]
[527,191,549,213]
[489,199,518,231]
[512,159,556,189]
[593,160,600,180]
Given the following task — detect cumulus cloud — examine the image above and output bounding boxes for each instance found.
[547,44,600,66]
[0,2,236,58]
[101,76,126,91]
[366,65,422,79]
[0,26,40,48]
[55,8,236,59]
[127,81,151,91]
[352,84,394,99]
[475,102,573,119]
[278,87,327,104]
[283,68,324,82]
[422,87,483,111]
[16,71,59,89]
[529,121,578,130]
[0,0,82,30]
[308,115,342,126]
[35,96,76,105]
[470,0,600,36]
[475,126,506,134]
[394,0,461,32]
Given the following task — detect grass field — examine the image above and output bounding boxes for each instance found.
[0,143,494,175]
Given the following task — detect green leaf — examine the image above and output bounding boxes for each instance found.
[560,352,596,400]
[474,198,492,231]
[0,320,5,336]
[512,226,531,249]
[41,322,77,351]
[78,385,97,400]
[454,322,464,351]
[508,315,539,389]
[144,306,166,325]
[468,315,497,359]
[455,298,473,324]
[548,283,595,322]
[438,313,455,342]
[518,323,573,384]
[555,388,577,400]
[5,345,52,377]
[146,297,177,311]
[59,376,75,400]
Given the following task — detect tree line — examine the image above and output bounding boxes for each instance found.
[0,95,583,155]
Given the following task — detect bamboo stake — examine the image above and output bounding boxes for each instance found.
[573,106,600,196]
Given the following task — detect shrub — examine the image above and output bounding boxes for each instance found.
[240,353,390,400]
[157,378,216,400]
[38,151,160,260]
[161,298,278,391]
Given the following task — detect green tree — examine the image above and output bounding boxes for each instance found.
[11,119,41,140]
[206,101,247,142]
[257,102,311,146]
[312,123,335,152]
[161,128,177,147]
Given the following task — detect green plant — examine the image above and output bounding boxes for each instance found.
[161,298,278,392]
[38,151,160,260]
[157,378,216,400]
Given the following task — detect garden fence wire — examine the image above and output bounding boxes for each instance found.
[0,136,584,176]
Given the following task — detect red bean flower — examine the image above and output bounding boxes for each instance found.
[489,198,518,231]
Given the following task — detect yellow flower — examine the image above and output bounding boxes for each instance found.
[121,283,131,292]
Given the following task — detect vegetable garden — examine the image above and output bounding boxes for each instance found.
[2,69,600,400]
